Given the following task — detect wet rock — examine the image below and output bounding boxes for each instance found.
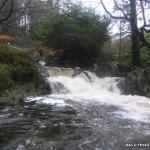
[0,76,51,106]
[44,66,98,84]
[75,72,90,81]
[46,67,74,78]
[123,67,150,97]
[49,82,69,94]
[0,61,53,106]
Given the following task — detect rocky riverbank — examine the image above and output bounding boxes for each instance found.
[0,63,95,106]
[0,44,51,106]
[0,74,51,106]
[123,67,150,97]
[1,58,150,107]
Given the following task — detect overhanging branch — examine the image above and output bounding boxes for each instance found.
[0,0,8,12]
[0,0,14,24]
[114,0,130,21]
[100,0,125,20]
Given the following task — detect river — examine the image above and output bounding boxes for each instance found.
[0,67,150,150]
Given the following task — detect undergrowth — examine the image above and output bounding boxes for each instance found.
[0,43,40,91]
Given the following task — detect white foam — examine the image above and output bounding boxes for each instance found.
[27,73,150,122]
[46,76,150,122]
[26,96,67,107]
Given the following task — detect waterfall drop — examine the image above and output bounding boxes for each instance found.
[27,67,150,122]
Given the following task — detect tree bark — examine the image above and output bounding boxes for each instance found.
[130,0,141,67]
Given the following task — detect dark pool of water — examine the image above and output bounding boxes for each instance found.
[0,100,150,150]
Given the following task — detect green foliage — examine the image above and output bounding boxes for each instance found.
[110,37,150,66]
[0,44,40,91]
[140,47,150,65]
[0,43,27,65]
[102,38,131,65]
[0,64,13,90]
[30,5,110,67]
[10,65,36,82]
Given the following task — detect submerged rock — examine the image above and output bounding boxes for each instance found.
[75,72,90,82]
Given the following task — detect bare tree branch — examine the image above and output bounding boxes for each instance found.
[100,0,125,20]
[0,0,8,12]
[113,0,130,21]
[139,0,146,25]
[0,0,14,24]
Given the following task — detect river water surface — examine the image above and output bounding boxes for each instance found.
[1,68,150,150]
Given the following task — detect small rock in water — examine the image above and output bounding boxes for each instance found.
[26,139,31,145]
[39,61,46,66]
[16,144,25,150]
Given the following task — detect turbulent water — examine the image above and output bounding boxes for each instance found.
[1,67,150,150]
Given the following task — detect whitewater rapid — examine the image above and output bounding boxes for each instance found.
[27,71,150,123]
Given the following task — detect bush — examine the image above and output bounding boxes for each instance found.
[30,5,110,68]
[140,47,150,65]
[10,65,34,82]
[0,64,13,90]
[0,43,27,65]
[0,44,40,91]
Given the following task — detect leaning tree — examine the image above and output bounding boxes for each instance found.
[100,0,150,67]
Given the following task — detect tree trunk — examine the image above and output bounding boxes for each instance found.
[131,33,141,67]
[130,0,141,67]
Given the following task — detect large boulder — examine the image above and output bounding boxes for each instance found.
[123,67,150,97]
